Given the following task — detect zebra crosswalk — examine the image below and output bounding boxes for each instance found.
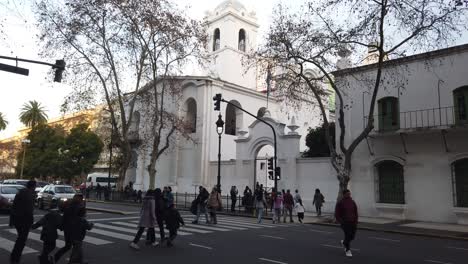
[0,212,295,255]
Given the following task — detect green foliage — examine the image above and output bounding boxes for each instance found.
[0,112,7,131]
[303,122,335,158]
[17,123,103,181]
[19,100,48,128]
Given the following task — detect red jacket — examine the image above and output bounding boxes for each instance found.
[283,193,294,208]
[335,197,358,224]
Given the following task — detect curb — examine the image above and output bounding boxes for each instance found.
[308,222,468,241]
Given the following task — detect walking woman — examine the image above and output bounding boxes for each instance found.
[153,188,166,246]
[207,187,222,224]
[130,190,157,250]
[312,189,325,216]
[272,189,283,224]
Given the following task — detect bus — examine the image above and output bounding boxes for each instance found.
[86,173,118,189]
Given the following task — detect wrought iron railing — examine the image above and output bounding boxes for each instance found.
[364,106,467,132]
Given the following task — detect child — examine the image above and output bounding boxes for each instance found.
[165,205,185,247]
[68,210,94,264]
[295,199,305,223]
[32,210,62,264]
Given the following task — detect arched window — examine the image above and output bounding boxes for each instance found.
[225,100,243,136]
[238,29,246,52]
[257,107,266,118]
[376,160,405,204]
[453,159,468,207]
[213,28,221,51]
[378,97,399,131]
[184,98,197,133]
[454,86,468,125]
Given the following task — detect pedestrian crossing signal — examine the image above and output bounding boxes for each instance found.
[267,158,273,171]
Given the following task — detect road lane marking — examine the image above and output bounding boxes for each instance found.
[7,229,66,248]
[184,223,231,232]
[321,244,360,251]
[89,216,139,222]
[36,227,112,245]
[260,235,285,240]
[259,257,288,264]
[425,260,453,264]
[0,236,37,254]
[89,228,135,240]
[309,229,334,234]
[446,246,468,251]
[189,243,212,250]
[369,236,400,242]
[0,224,8,227]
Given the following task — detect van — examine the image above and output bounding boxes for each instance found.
[86,173,118,189]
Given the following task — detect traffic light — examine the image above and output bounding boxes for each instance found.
[267,158,273,171]
[213,93,222,111]
[53,59,66,83]
[268,170,274,180]
[275,167,281,180]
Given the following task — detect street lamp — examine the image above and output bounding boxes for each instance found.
[20,139,31,179]
[216,114,224,193]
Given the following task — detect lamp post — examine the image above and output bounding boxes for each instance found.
[216,114,224,193]
[20,139,31,179]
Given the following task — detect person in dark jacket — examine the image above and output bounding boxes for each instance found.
[68,214,94,264]
[9,180,36,264]
[230,186,238,212]
[335,189,358,257]
[164,204,185,247]
[283,189,294,223]
[192,186,209,224]
[152,188,166,246]
[31,210,63,264]
[313,188,325,216]
[54,194,86,263]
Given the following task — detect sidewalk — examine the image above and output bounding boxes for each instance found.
[86,200,468,240]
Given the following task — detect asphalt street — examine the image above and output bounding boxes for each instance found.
[1,205,468,264]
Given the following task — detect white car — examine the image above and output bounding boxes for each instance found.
[0,184,25,211]
[38,185,76,209]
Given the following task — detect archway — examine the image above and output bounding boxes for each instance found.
[254,144,274,192]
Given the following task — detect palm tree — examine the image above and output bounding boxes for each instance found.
[19,100,48,128]
[0,112,8,131]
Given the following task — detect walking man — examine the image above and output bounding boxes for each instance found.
[192,186,210,224]
[335,189,358,257]
[294,189,301,204]
[283,189,294,223]
[230,186,238,212]
[254,187,266,223]
[9,180,36,264]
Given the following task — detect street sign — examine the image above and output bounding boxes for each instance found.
[0,63,29,76]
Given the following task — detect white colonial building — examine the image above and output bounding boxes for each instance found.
[126,1,327,198]
[334,44,468,224]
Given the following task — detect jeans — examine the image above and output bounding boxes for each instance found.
[157,218,165,242]
[273,208,281,223]
[341,222,357,251]
[39,240,56,264]
[54,229,72,262]
[283,206,293,222]
[209,208,217,224]
[194,204,209,223]
[133,227,155,244]
[257,208,264,223]
[68,240,83,264]
[10,224,31,263]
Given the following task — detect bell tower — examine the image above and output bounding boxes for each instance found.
[204,0,259,89]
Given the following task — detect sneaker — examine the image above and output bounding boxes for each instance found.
[345,250,353,257]
[129,242,140,250]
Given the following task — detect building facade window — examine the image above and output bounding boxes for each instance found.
[213,28,221,51]
[452,159,468,207]
[225,100,243,136]
[184,98,197,133]
[238,29,246,52]
[376,160,405,204]
[378,97,399,131]
[453,86,468,125]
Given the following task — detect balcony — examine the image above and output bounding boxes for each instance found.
[364,106,468,133]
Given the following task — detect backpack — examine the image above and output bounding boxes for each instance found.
[190,199,198,215]
[256,191,263,201]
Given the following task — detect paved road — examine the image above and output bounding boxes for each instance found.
[1,207,468,264]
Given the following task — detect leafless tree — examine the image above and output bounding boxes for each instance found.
[256,0,467,199]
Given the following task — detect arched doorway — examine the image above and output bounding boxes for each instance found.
[255,144,275,192]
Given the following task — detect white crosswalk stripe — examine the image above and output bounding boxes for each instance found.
[0,213,294,254]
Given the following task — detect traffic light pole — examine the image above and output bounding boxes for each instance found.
[0,55,65,82]
[221,99,279,190]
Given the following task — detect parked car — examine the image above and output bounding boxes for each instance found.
[37,184,77,210]
[0,184,25,211]
[2,179,29,187]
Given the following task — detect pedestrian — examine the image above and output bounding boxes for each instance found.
[207,187,222,224]
[295,199,305,223]
[294,189,302,204]
[137,190,143,203]
[313,188,325,216]
[242,186,252,212]
[31,209,62,264]
[335,189,358,257]
[192,186,210,224]
[283,189,294,223]
[165,186,174,208]
[152,188,166,246]
[54,194,86,263]
[130,190,157,250]
[9,180,36,264]
[68,209,94,264]
[272,189,283,224]
[164,204,185,247]
[254,187,266,223]
[96,183,102,200]
[230,186,238,212]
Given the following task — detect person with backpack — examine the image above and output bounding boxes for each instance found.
[254,187,266,223]
[130,190,157,250]
[313,188,325,216]
[164,204,185,247]
[68,209,94,264]
[31,208,62,264]
[335,189,358,257]
[294,199,305,223]
[192,186,210,224]
[230,186,238,212]
[207,187,222,224]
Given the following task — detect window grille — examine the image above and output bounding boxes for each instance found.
[377,161,405,204]
[454,159,468,207]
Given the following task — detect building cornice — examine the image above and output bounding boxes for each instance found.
[205,11,259,28]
